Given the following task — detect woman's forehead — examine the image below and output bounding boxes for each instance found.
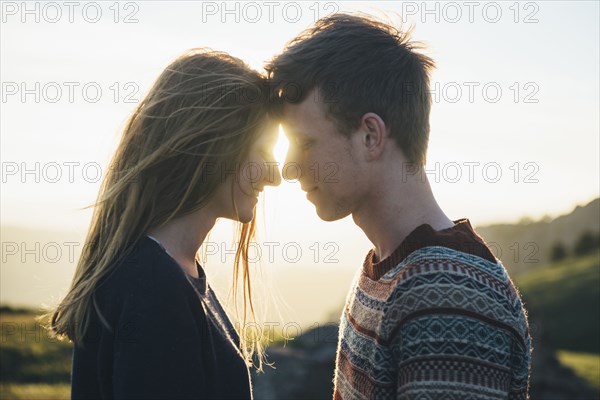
[255,118,279,143]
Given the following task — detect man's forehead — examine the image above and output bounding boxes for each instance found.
[281,104,305,136]
[282,97,327,130]
[280,119,304,138]
[285,88,328,112]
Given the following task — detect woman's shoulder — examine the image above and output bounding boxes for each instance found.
[95,236,192,310]
[80,236,206,350]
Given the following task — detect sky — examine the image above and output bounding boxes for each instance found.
[1,1,599,324]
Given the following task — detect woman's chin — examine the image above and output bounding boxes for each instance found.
[235,206,255,224]
[226,196,257,223]
[238,213,254,224]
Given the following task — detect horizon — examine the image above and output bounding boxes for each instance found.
[2,194,598,328]
[2,195,598,234]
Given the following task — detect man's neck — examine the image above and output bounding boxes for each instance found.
[352,173,454,263]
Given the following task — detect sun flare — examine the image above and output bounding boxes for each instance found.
[274,125,289,167]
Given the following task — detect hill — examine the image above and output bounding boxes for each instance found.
[514,252,600,353]
[476,198,599,274]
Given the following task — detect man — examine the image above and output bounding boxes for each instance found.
[267,14,531,399]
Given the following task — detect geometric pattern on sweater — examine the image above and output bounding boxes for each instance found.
[397,381,519,400]
[397,315,513,365]
[334,246,531,400]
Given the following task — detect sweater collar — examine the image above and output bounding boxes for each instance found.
[363,218,495,280]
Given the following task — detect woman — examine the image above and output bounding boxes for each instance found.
[49,49,281,398]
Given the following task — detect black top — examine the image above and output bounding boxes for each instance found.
[71,236,252,399]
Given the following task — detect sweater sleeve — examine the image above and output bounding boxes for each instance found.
[387,275,523,400]
[390,313,515,400]
[110,262,208,399]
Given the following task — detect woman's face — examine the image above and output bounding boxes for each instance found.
[213,119,282,223]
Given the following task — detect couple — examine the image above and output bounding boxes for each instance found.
[51,14,531,400]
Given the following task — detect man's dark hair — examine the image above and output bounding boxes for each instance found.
[266,13,435,165]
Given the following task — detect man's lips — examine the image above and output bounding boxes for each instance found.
[304,187,318,201]
[250,189,262,201]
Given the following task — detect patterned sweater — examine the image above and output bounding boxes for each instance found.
[333,219,531,399]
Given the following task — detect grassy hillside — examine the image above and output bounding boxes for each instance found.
[515,252,600,394]
[0,311,71,399]
[557,350,600,391]
[514,252,599,353]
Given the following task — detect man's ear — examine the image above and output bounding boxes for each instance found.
[360,112,387,161]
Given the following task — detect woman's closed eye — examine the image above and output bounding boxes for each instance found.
[260,148,276,160]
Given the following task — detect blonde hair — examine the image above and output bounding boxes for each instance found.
[48,49,269,369]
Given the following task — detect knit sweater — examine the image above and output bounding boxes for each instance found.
[333,219,531,399]
[71,236,252,399]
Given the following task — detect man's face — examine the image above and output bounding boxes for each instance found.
[282,93,366,221]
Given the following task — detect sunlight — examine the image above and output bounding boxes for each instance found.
[274,125,289,167]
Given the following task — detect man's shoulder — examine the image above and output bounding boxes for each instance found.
[378,246,527,337]
[382,245,509,288]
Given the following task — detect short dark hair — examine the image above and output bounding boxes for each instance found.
[266,13,435,165]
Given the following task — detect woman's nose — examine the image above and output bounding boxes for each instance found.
[264,162,282,187]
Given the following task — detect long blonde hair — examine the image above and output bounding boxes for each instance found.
[49,49,269,368]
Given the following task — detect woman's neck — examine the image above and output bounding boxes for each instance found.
[147,209,217,277]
